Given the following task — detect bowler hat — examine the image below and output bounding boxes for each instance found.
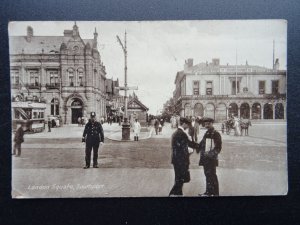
[179,117,191,125]
[90,112,96,118]
[201,117,214,123]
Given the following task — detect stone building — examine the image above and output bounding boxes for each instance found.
[173,58,286,121]
[10,24,107,124]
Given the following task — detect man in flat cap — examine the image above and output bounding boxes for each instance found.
[169,117,199,196]
[196,117,222,196]
[82,112,104,169]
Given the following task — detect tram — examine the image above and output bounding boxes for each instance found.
[12,100,46,133]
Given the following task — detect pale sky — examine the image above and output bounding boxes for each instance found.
[9,20,287,114]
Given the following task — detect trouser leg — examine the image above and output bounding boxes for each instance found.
[13,143,17,155]
[204,162,219,196]
[85,143,92,167]
[92,142,99,166]
[169,164,184,196]
[17,143,21,156]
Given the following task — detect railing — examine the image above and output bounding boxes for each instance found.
[46,83,60,89]
[25,83,41,89]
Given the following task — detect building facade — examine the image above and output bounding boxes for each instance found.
[10,24,107,124]
[173,58,286,121]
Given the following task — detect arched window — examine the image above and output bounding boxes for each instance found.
[252,103,261,119]
[240,103,250,119]
[228,103,238,117]
[263,103,273,119]
[275,103,284,119]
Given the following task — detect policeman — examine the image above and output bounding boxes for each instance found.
[196,117,222,196]
[82,112,104,169]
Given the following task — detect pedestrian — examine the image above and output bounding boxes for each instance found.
[78,117,81,126]
[196,117,222,197]
[169,117,199,196]
[82,112,104,169]
[159,118,164,134]
[154,118,160,135]
[12,121,26,157]
[48,118,52,132]
[133,118,141,141]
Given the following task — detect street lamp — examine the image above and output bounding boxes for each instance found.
[116,31,130,140]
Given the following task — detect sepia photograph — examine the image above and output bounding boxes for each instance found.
[9,20,287,198]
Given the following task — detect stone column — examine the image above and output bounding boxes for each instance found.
[41,66,46,91]
[238,107,240,118]
[226,107,229,120]
[284,103,286,120]
[21,66,27,91]
[273,103,276,120]
[261,104,264,120]
[249,106,252,119]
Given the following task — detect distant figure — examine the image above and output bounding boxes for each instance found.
[154,118,160,135]
[133,119,141,141]
[12,122,26,157]
[78,117,82,127]
[159,118,164,134]
[48,118,52,132]
[100,116,105,125]
[233,116,241,136]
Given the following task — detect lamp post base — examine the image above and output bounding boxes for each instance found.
[122,117,130,140]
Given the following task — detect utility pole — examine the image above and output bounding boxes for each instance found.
[117,31,128,118]
[117,31,138,140]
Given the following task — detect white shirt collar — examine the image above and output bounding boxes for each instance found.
[178,126,185,131]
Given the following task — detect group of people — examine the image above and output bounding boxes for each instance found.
[169,117,222,197]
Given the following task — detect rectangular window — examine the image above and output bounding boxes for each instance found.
[272,80,279,94]
[49,70,59,86]
[232,81,240,95]
[193,81,199,95]
[206,81,213,95]
[259,81,265,94]
[29,70,39,86]
[11,70,20,84]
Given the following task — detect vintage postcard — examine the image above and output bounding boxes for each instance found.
[9,20,287,198]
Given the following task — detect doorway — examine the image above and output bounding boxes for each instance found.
[71,99,83,124]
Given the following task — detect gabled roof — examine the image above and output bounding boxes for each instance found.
[128,97,149,111]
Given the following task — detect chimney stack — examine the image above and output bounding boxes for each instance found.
[26,26,33,42]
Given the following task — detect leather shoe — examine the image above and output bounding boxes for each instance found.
[93,165,99,168]
[83,166,90,169]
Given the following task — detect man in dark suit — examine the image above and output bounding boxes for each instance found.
[196,117,222,196]
[169,117,199,196]
[82,112,104,169]
[12,122,26,157]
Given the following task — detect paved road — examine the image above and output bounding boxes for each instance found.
[12,122,288,198]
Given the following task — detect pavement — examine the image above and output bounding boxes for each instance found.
[12,121,288,198]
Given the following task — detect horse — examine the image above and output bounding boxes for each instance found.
[240,119,252,136]
[224,119,235,135]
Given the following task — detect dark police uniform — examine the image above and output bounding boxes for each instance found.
[82,112,104,168]
[197,118,222,196]
[169,118,199,196]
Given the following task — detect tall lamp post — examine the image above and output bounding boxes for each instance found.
[117,31,130,140]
